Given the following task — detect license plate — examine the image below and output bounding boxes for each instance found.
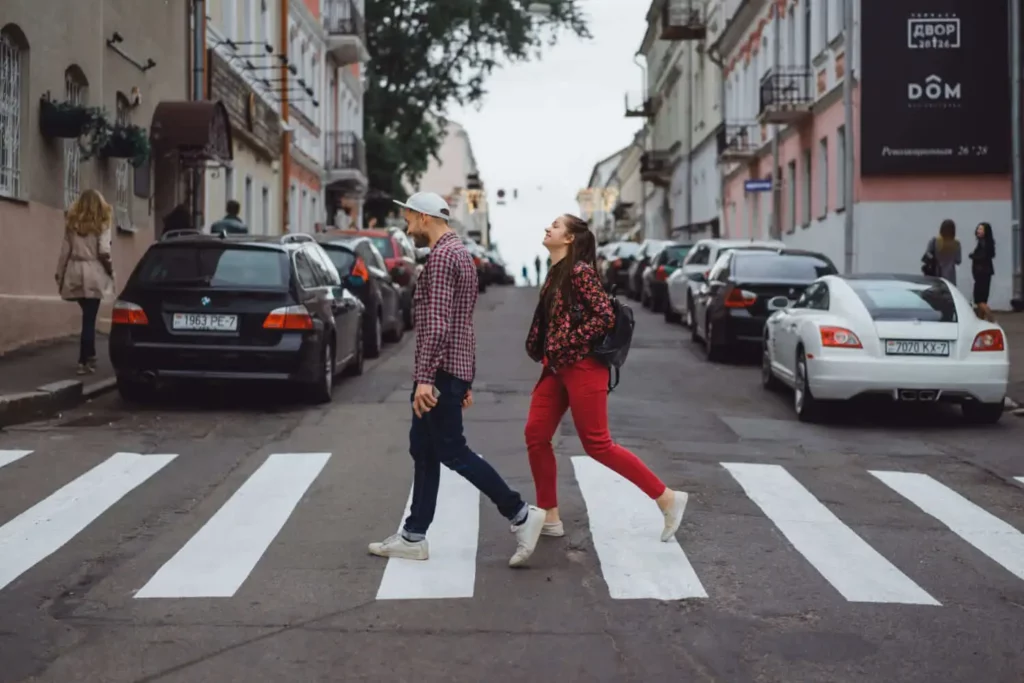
[172,313,238,332]
[885,339,950,356]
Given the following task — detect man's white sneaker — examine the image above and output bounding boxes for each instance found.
[368,533,429,560]
[660,490,688,542]
[508,506,545,568]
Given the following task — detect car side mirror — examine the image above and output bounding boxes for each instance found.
[345,274,365,290]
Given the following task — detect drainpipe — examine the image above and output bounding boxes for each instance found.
[191,0,206,231]
[685,44,693,238]
[280,0,291,233]
[709,44,726,239]
[842,0,855,273]
[769,0,781,240]
[1010,0,1022,307]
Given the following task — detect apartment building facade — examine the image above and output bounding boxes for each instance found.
[416,121,491,247]
[578,147,628,243]
[0,0,194,352]
[713,0,1017,308]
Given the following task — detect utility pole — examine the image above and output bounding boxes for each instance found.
[1011,0,1022,308]
[769,0,781,240]
[190,0,205,232]
[842,0,855,273]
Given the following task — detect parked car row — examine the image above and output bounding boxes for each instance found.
[651,238,1011,425]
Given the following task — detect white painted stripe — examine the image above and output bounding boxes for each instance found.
[723,463,938,605]
[1015,477,1024,487]
[136,452,330,598]
[572,456,706,600]
[872,470,1024,583]
[0,452,176,591]
[376,466,480,600]
[0,450,32,470]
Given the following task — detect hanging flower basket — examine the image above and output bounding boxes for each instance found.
[38,97,99,138]
[102,123,151,168]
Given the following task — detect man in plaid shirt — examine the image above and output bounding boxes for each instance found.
[368,192,545,568]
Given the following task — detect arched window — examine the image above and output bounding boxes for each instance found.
[0,25,28,199]
[114,92,132,229]
[63,65,88,209]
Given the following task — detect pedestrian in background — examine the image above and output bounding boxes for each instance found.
[521,264,529,285]
[923,219,961,284]
[55,189,115,375]
[209,200,248,235]
[970,222,996,321]
[367,191,546,568]
[534,254,542,286]
[523,214,688,542]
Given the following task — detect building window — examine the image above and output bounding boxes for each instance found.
[800,149,811,226]
[311,195,318,231]
[289,183,297,230]
[261,185,270,235]
[259,0,270,46]
[803,0,812,67]
[114,95,132,230]
[835,126,846,210]
[786,160,797,233]
[300,188,308,232]
[63,68,87,210]
[224,165,234,202]
[817,136,828,218]
[0,29,25,199]
[816,0,828,55]
[244,175,253,226]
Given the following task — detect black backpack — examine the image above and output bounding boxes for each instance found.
[591,297,635,392]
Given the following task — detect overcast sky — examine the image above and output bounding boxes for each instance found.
[447,1,646,285]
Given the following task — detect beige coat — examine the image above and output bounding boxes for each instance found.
[55,223,115,301]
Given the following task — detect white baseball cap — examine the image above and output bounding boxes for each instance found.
[393,191,451,221]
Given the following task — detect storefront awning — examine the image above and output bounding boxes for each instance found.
[149,100,233,167]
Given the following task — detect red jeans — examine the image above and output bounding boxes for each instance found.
[524,356,667,509]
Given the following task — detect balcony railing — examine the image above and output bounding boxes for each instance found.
[624,93,654,118]
[325,131,366,176]
[324,0,366,40]
[758,66,813,124]
[716,122,760,162]
[660,0,706,40]
[640,151,673,187]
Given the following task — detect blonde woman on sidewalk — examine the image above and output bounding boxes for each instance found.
[55,189,115,375]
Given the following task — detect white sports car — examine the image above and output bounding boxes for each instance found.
[762,273,1009,424]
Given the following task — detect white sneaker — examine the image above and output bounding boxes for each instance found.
[368,532,429,560]
[660,490,688,542]
[509,520,564,537]
[508,506,545,568]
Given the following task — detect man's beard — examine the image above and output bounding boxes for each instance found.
[411,232,429,248]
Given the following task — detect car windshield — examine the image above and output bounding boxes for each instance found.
[136,246,290,289]
[734,253,838,280]
[369,237,394,258]
[320,246,357,277]
[616,243,640,257]
[848,279,958,322]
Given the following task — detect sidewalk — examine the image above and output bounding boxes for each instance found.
[996,311,1024,410]
[0,334,116,428]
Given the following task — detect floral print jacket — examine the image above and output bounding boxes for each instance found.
[525,261,615,370]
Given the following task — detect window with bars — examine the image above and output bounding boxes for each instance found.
[63,69,86,210]
[114,95,132,229]
[0,31,24,199]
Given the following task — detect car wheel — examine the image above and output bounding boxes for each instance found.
[690,307,701,343]
[344,318,365,377]
[685,295,695,329]
[365,310,382,359]
[664,291,681,323]
[961,400,1004,424]
[794,348,821,422]
[704,317,723,361]
[384,307,403,343]
[308,342,334,404]
[761,340,783,391]
[117,375,154,404]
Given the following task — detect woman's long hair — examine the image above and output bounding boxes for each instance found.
[66,189,112,236]
[977,222,995,255]
[541,213,598,315]
[936,218,958,255]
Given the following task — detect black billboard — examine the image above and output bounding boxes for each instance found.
[860,1,1011,176]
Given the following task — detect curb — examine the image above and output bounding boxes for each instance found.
[0,376,118,429]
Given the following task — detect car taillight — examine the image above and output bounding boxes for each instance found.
[655,266,668,281]
[820,326,862,348]
[972,329,1004,351]
[724,286,757,307]
[473,256,482,266]
[111,300,148,325]
[613,259,622,268]
[263,305,314,330]
[351,257,370,282]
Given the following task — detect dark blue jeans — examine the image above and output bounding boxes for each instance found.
[403,370,526,536]
[77,298,100,364]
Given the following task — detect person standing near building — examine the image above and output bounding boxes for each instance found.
[367,192,546,568]
[209,200,248,235]
[970,222,996,320]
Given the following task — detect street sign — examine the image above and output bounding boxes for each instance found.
[744,179,772,192]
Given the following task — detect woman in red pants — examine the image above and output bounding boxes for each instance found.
[524,214,688,541]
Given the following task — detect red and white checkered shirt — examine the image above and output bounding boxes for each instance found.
[413,231,478,386]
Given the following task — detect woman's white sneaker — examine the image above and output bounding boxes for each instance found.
[508,506,546,567]
[368,533,429,560]
[660,490,688,542]
[509,520,564,537]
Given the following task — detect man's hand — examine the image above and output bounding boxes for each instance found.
[461,390,473,409]
[412,383,438,418]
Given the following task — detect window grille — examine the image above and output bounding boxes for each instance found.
[115,97,132,229]
[0,33,23,199]
[63,71,85,209]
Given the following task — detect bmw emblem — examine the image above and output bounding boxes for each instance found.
[201,296,211,306]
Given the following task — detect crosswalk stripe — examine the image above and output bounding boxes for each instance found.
[376,465,480,600]
[572,457,707,600]
[723,463,939,605]
[0,450,32,470]
[1015,477,1024,487]
[0,452,177,591]
[135,452,330,599]
[871,470,1024,583]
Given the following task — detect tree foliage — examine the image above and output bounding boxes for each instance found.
[363,0,591,221]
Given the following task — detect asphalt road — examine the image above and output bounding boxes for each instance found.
[1,285,1023,683]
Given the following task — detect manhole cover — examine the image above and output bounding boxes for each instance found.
[60,414,123,427]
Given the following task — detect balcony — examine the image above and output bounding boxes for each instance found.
[640,151,673,187]
[758,66,814,124]
[716,122,760,163]
[624,93,655,118]
[660,0,706,41]
[324,0,369,65]
[325,131,367,189]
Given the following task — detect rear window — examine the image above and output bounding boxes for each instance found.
[848,279,958,322]
[369,237,394,258]
[734,253,837,280]
[320,246,356,276]
[136,246,289,289]
[617,243,640,257]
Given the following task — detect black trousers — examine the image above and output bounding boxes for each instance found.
[77,298,100,363]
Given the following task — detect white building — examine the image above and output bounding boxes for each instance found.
[415,121,491,246]
[578,147,628,243]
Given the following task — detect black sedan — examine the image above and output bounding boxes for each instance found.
[690,248,837,361]
[109,231,364,403]
[316,234,404,359]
